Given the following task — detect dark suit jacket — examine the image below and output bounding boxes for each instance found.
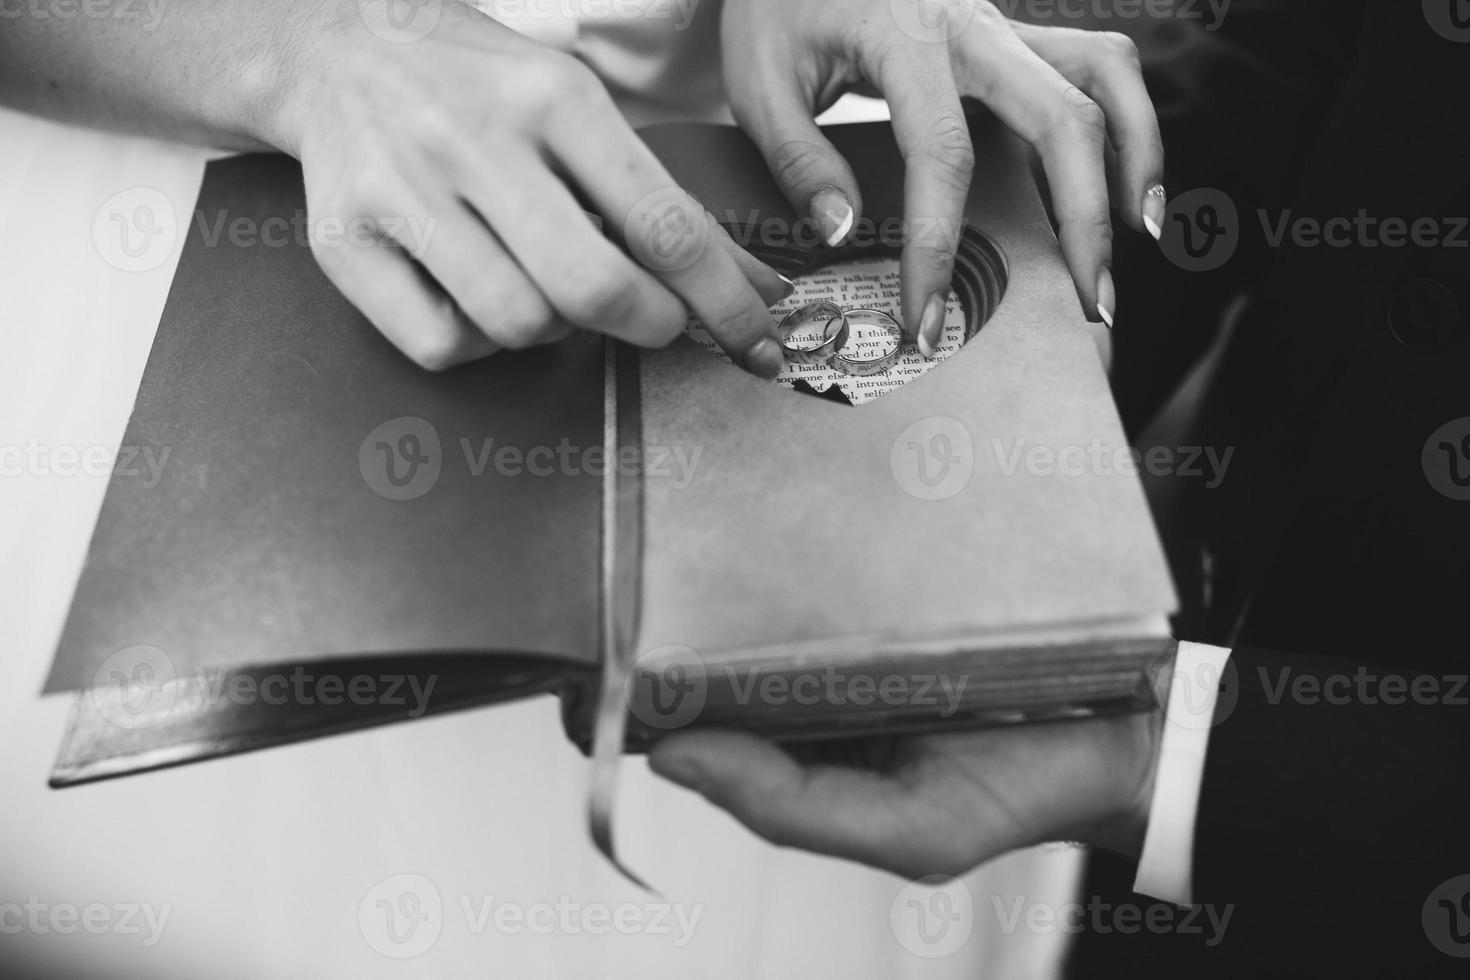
[1075,1,1470,975]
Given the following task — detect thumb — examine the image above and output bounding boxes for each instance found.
[736,87,863,249]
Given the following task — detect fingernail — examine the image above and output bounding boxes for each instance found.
[777,273,798,301]
[917,292,945,359]
[1142,183,1166,243]
[1096,268,1116,329]
[652,751,705,790]
[756,271,797,308]
[812,188,854,248]
[746,336,785,379]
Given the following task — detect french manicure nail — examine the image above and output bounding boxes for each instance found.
[1142,183,1166,243]
[812,188,854,248]
[777,273,798,301]
[746,336,785,379]
[1096,267,1116,329]
[917,293,945,359]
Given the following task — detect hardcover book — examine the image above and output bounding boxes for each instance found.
[46,116,1176,787]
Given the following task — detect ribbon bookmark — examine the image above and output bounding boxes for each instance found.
[587,339,654,892]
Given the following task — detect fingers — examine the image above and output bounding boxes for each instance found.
[709,216,798,307]
[1013,26,1166,241]
[949,21,1114,322]
[871,48,975,353]
[541,103,787,378]
[650,731,933,875]
[310,230,497,371]
[457,146,693,352]
[731,81,863,249]
[399,200,573,351]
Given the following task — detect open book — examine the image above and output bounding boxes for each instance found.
[46,117,1176,787]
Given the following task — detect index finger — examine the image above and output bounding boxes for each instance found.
[871,45,975,356]
[545,109,788,378]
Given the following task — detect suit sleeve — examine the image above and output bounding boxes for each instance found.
[1191,643,1470,973]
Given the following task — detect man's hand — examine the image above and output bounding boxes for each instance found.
[722,0,1166,351]
[649,706,1162,879]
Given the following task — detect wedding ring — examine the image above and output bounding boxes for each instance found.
[829,308,903,376]
[778,302,849,365]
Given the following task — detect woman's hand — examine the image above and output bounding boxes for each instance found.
[650,707,1161,879]
[271,1,789,373]
[721,0,1166,353]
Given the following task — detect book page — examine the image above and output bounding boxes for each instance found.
[686,256,967,406]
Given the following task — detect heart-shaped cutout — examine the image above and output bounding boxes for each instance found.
[687,226,1008,405]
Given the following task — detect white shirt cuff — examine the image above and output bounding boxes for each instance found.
[1131,641,1234,906]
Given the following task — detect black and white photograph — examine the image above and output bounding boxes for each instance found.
[2,0,1467,976]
